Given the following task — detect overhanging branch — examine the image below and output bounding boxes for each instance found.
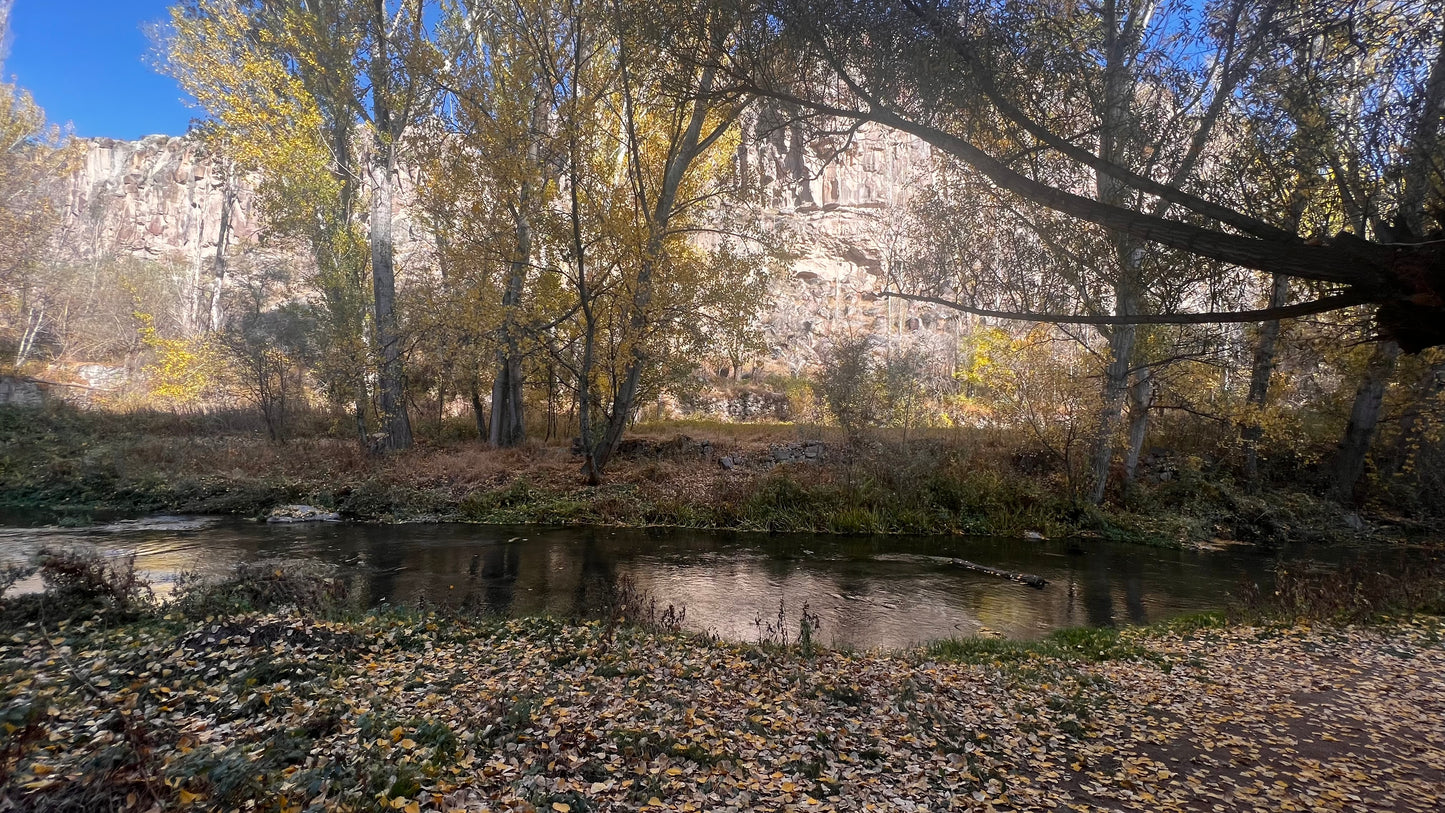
[882,290,1371,325]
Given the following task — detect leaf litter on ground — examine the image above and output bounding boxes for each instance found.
[1,609,1442,812]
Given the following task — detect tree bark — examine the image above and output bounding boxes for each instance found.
[489,351,526,447]
[470,378,488,441]
[1242,274,1291,481]
[1330,340,1401,503]
[370,146,413,451]
[489,182,534,447]
[1087,2,1142,506]
[1123,365,1153,485]
[1089,322,1133,504]
[206,159,236,333]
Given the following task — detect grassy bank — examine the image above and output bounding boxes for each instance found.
[2,555,1443,812]
[0,404,1406,547]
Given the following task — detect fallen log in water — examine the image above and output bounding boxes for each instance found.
[947,558,1049,589]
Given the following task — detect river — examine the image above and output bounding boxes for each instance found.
[1,516,1306,649]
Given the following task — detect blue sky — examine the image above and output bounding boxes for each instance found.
[6,1,196,139]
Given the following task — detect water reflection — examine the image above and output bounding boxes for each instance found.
[0,519,1294,650]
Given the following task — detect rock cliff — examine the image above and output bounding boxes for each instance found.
[56,135,260,266]
[50,121,958,370]
[740,107,961,374]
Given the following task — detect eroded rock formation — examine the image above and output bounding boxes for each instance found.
[56,135,258,266]
[50,122,959,370]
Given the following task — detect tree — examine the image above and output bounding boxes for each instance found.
[0,83,78,369]
[735,0,1445,350]
[160,0,432,450]
[960,326,1102,499]
[220,266,319,441]
[418,0,571,447]
[728,0,1445,504]
[575,0,761,481]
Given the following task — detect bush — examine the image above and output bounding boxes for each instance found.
[169,561,352,618]
[0,548,154,628]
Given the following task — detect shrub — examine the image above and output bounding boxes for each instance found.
[1,548,154,628]
[169,561,351,618]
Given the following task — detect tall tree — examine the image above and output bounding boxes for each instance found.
[160,0,430,450]
[420,0,569,447]
[580,0,753,479]
[0,83,78,369]
[735,0,1445,351]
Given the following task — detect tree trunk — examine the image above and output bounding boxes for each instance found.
[370,145,412,451]
[588,38,723,477]
[489,353,525,447]
[489,196,533,447]
[1087,5,1143,505]
[470,379,488,441]
[354,377,369,448]
[15,303,44,368]
[207,160,236,332]
[1122,365,1153,484]
[1242,274,1291,481]
[1088,320,1134,504]
[567,95,604,486]
[1330,340,1401,503]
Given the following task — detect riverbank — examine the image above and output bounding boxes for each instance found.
[0,404,1420,548]
[2,562,1443,812]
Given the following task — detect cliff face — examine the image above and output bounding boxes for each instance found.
[56,135,260,266]
[742,108,961,374]
[51,122,956,371]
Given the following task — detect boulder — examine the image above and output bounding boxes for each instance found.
[267,505,341,523]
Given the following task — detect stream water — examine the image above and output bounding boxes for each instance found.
[1,516,1311,649]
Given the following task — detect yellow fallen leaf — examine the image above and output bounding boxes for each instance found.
[553,804,572,813]
[648,798,663,807]
[178,789,201,804]
[404,803,421,813]
[399,738,417,749]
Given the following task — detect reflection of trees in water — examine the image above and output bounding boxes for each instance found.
[572,533,617,618]
[362,528,409,604]
[478,544,521,615]
[1124,571,1146,625]
[167,523,1287,648]
[828,570,873,644]
[1076,552,1148,627]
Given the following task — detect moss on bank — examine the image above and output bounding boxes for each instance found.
[0,404,1396,548]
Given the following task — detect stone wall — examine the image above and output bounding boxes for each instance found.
[739,108,963,373]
